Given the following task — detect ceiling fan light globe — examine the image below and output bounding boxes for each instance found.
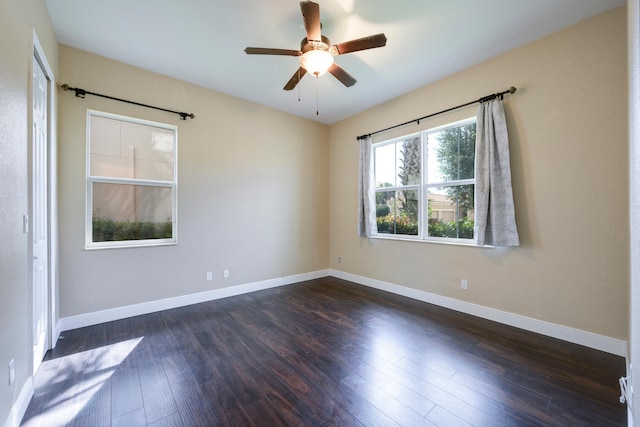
[300,49,334,76]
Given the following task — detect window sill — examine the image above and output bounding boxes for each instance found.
[86,240,177,250]
[368,234,491,248]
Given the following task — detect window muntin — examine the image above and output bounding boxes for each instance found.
[86,111,177,248]
[373,118,476,242]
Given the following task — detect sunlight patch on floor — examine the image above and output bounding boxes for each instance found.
[22,337,143,427]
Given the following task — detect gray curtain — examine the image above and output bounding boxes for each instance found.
[474,99,520,246]
[358,137,377,237]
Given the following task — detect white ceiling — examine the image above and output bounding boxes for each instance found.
[45,0,624,125]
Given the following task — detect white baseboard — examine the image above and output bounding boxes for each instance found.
[3,377,33,427]
[57,267,626,358]
[330,269,628,358]
[59,269,329,332]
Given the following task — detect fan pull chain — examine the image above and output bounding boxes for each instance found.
[315,75,319,116]
[297,68,301,102]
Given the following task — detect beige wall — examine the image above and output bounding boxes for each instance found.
[329,7,629,340]
[57,46,329,317]
[0,0,58,423]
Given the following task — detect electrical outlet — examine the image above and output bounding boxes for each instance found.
[223,269,229,278]
[337,257,342,264]
[206,272,212,281]
[461,279,468,290]
[9,359,15,385]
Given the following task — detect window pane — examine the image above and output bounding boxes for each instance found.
[92,182,173,242]
[374,136,420,188]
[375,143,397,188]
[375,189,419,236]
[427,185,474,239]
[397,137,421,186]
[90,115,175,181]
[427,123,476,183]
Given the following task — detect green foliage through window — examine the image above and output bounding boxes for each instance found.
[376,214,418,235]
[428,218,474,239]
[92,216,172,242]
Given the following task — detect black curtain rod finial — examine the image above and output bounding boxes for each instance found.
[60,83,85,98]
[478,87,517,103]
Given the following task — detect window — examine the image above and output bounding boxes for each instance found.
[373,118,476,242]
[86,110,177,248]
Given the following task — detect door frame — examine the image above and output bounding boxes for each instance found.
[29,30,58,374]
[629,1,640,425]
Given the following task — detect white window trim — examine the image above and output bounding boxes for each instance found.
[373,117,477,245]
[85,110,178,249]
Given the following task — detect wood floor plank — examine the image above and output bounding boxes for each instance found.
[22,277,626,426]
[147,412,184,427]
[161,352,222,426]
[340,372,436,426]
[66,373,111,427]
[111,366,144,419]
[112,407,147,427]
[425,405,474,427]
[329,382,404,427]
[138,362,179,424]
[198,379,256,427]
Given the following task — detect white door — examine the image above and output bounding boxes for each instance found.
[32,55,49,374]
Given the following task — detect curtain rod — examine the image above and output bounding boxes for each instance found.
[356,86,517,141]
[60,84,195,120]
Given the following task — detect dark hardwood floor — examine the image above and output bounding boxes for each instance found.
[22,277,626,426]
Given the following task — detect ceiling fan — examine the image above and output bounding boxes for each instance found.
[244,1,387,91]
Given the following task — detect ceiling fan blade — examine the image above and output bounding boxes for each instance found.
[328,63,356,87]
[244,47,302,56]
[284,67,308,91]
[332,33,387,55]
[300,1,321,42]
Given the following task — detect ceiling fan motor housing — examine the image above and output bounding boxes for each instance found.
[301,35,332,54]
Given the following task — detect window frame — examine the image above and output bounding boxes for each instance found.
[372,117,476,244]
[85,110,178,249]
